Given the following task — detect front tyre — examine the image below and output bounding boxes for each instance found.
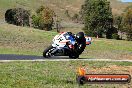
[43,45,54,58]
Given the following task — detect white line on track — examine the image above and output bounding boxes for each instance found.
[0,59,132,62]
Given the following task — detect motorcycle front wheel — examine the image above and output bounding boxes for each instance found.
[43,45,55,58]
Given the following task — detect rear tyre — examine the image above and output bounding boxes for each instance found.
[43,45,54,58]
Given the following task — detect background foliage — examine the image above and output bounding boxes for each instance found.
[32,6,55,31]
[81,0,113,38]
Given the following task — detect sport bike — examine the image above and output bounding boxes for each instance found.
[43,32,92,58]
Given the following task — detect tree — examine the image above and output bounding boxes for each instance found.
[114,15,123,30]
[114,15,124,39]
[32,6,55,30]
[81,0,113,38]
[122,6,132,41]
[106,26,118,39]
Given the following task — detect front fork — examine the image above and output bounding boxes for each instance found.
[50,48,58,55]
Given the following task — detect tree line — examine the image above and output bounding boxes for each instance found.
[114,5,132,41]
[5,6,56,31]
[80,0,132,41]
[4,0,132,41]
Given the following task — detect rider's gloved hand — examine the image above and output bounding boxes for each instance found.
[69,44,74,49]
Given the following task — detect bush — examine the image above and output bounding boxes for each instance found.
[31,15,40,28]
[5,8,30,26]
[112,33,120,40]
[32,6,54,31]
[5,9,14,24]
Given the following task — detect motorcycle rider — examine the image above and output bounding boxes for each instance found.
[74,32,86,56]
[62,32,86,58]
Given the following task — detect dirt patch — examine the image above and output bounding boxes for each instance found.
[89,65,132,74]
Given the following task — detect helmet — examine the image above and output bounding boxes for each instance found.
[76,32,85,41]
[67,32,72,35]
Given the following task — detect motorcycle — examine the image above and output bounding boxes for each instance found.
[43,32,92,59]
[43,32,79,59]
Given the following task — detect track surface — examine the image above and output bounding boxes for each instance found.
[0,54,72,60]
[0,54,132,62]
[0,54,44,60]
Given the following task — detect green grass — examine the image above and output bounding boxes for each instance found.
[0,23,57,55]
[0,23,132,59]
[0,61,132,88]
[81,38,132,59]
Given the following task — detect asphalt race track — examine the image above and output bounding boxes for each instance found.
[0,54,71,60]
[0,54,44,60]
[0,54,132,62]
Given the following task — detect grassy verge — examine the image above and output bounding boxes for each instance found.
[0,23,57,56]
[0,61,132,88]
[81,38,132,59]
